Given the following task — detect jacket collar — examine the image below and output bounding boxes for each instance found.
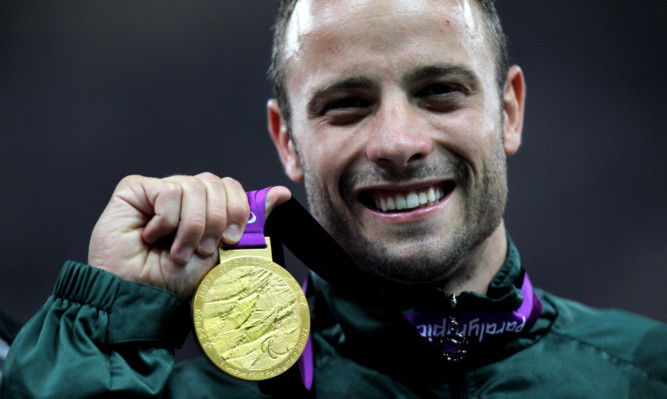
[309,234,555,386]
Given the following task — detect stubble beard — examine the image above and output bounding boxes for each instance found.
[301,141,509,287]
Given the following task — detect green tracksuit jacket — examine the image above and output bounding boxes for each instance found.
[2,239,666,398]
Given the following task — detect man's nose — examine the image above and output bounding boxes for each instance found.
[364,96,433,168]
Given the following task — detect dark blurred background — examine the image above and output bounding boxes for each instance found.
[1,1,665,360]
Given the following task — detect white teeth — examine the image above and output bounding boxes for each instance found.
[428,187,436,202]
[419,191,428,205]
[395,195,408,210]
[371,184,448,213]
[406,192,419,208]
[379,197,387,212]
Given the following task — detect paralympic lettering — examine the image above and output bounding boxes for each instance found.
[415,316,526,343]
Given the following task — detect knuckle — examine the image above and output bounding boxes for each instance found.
[169,176,205,197]
[180,176,204,187]
[162,181,183,198]
[183,215,206,236]
[229,202,250,224]
[206,212,228,233]
[119,174,141,183]
[196,171,220,182]
[162,174,188,183]
[162,216,180,230]
[221,176,242,189]
[116,174,143,189]
[187,176,207,192]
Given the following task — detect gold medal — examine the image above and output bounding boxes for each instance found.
[192,238,310,381]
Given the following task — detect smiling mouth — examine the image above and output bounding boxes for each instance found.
[359,181,456,213]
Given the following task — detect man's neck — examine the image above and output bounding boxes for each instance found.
[440,222,509,296]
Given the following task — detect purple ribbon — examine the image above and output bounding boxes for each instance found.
[405,272,543,354]
[298,277,314,391]
[224,188,313,390]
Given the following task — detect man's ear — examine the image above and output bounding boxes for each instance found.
[502,65,525,156]
[267,99,304,182]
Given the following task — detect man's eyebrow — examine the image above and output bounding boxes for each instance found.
[405,64,480,89]
[307,76,376,114]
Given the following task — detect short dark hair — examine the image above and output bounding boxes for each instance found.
[269,0,509,129]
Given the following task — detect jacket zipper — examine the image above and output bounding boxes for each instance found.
[447,295,468,399]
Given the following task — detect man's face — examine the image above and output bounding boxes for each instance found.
[272,0,522,285]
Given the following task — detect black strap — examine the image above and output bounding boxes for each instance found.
[265,197,371,288]
[259,198,447,396]
[261,197,372,398]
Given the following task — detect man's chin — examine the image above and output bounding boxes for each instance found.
[364,262,455,287]
[350,245,460,285]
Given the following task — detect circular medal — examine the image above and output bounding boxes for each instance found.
[192,255,310,381]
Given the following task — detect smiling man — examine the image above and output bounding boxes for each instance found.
[2,1,666,398]
[267,0,523,295]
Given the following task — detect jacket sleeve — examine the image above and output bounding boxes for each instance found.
[0,261,191,398]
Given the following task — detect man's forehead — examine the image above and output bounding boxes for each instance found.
[283,0,483,59]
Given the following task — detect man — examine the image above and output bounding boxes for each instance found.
[2,0,665,398]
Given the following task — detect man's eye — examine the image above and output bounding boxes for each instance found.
[417,82,466,98]
[322,97,370,113]
[320,97,372,125]
[415,83,468,112]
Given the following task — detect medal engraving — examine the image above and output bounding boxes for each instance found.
[192,239,310,381]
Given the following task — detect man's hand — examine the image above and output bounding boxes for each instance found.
[88,173,291,300]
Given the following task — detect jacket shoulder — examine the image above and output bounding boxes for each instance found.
[544,291,667,383]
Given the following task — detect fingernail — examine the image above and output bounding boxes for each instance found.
[198,236,218,255]
[222,224,242,243]
[175,245,194,264]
